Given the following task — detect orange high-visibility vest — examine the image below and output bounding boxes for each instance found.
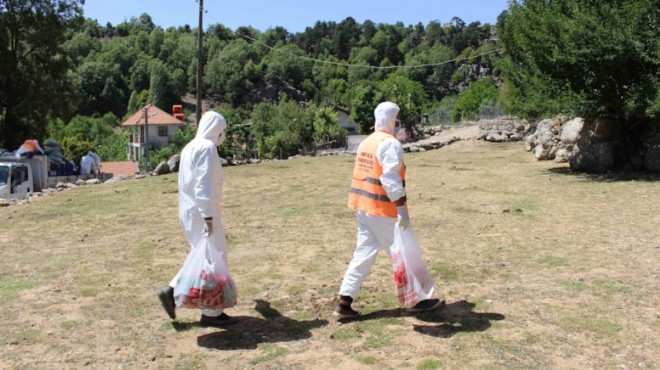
[21,140,39,152]
[348,131,405,218]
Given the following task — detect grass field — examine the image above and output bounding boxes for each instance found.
[0,140,658,369]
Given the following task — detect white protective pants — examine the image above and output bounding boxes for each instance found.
[339,210,396,299]
[169,220,228,317]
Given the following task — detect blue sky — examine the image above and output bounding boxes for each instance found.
[82,0,509,33]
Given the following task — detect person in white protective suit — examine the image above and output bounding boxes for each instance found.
[88,150,101,173]
[334,101,442,318]
[157,111,238,327]
[79,152,99,175]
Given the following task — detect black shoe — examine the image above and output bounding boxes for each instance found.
[157,286,176,320]
[406,298,443,313]
[333,303,360,319]
[200,313,238,327]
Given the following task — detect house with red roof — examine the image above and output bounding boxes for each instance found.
[121,104,185,163]
[100,161,140,177]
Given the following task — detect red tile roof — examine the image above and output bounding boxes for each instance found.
[101,161,140,177]
[121,104,184,127]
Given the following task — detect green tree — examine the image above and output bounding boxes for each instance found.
[370,23,405,67]
[0,0,84,149]
[97,129,131,162]
[321,78,349,107]
[59,136,94,170]
[313,56,348,103]
[46,113,120,155]
[127,90,149,116]
[501,0,660,123]
[263,44,313,88]
[347,46,378,83]
[63,27,102,65]
[379,73,428,125]
[205,39,263,106]
[147,60,168,109]
[451,77,499,122]
[405,44,459,100]
[332,17,361,61]
[251,99,314,159]
[128,56,151,93]
[350,82,384,133]
[76,60,126,117]
[313,106,346,149]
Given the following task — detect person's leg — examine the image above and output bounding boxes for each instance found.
[370,214,396,259]
[338,211,382,300]
[157,286,176,320]
[157,237,198,320]
[335,211,382,317]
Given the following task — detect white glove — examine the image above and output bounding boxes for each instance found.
[397,205,410,228]
[202,219,213,236]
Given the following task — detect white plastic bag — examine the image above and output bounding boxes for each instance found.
[173,236,237,309]
[390,223,435,308]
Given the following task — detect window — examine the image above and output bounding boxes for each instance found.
[10,165,28,193]
[158,126,168,137]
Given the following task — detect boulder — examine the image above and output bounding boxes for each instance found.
[523,115,583,163]
[554,148,571,163]
[168,154,180,173]
[152,161,171,176]
[570,141,615,173]
[560,117,584,145]
[478,117,528,143]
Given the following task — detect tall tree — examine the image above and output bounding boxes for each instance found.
[501,0,660,123]
[205,39,263,106]
[405,43,455,100]
[379,73,428,126]
[350,82,384,133]
[451,77,499,122]
[0,0,84,149]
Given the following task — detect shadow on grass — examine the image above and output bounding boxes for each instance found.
[193,299,328,350]
[338,300,505,338]
[412,300,505,338]
[547,166,660,182]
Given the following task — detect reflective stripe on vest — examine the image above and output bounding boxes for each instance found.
[347,131,405,218]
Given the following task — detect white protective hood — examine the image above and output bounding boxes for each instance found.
[374,102,400,134]
[178,111,227,248]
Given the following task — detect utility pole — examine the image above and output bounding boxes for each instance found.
[196,0,204,125]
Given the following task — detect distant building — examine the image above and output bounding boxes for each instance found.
[334,106,360,134]
[122,104,185,162]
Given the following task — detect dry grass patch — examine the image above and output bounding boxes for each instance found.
[0,140,658,369]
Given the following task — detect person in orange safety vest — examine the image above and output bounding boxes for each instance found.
[334,101,442,318]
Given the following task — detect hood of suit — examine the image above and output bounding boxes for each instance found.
[196,111,227,145]
[374,101,400,134]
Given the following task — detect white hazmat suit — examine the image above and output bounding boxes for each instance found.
[169,111,229,318]
[339,102,408,300]
[336,102,438,317]
[80,153,99,175]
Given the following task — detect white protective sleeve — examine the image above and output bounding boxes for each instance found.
[375,137,406,202]
[192,145,219,219]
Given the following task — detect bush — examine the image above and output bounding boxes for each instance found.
[451,77,499,122]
